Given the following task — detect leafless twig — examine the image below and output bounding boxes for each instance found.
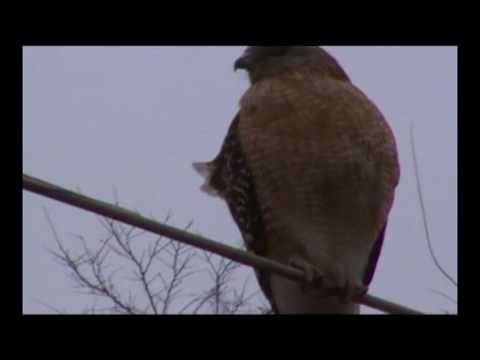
[42,206,262,314]
[427,289,457,305]
[409,122,457,288]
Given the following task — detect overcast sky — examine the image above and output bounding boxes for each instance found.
[23,46,457,314]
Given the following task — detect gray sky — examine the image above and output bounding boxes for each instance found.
[23,46,457,314]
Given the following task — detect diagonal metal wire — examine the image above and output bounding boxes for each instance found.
[23,173,424,315]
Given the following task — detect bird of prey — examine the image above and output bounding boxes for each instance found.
[194,46,400,314]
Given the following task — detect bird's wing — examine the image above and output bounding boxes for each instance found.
[193,114,279,312]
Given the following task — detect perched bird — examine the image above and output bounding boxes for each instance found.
[194,46,400,314]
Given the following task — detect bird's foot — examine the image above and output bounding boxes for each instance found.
[288,255,366,302]
[288,256,324,293]
[335,280,368,304]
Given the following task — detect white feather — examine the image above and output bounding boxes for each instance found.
[192,162,222,198]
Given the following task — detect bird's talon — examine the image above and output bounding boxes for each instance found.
[355,285,368,298]
[288,256,324,292]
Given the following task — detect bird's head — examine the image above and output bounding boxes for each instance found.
[234,46,350,84]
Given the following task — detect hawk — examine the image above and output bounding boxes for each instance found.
[194,46,400,314]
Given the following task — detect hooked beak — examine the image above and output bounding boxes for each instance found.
[234,55,252,71]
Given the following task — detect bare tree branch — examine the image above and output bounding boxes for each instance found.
[42,206,258,314]
[427,289,457,305]
[44,207,141,314]
[33,298,66,314]
[409,123,457,288]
